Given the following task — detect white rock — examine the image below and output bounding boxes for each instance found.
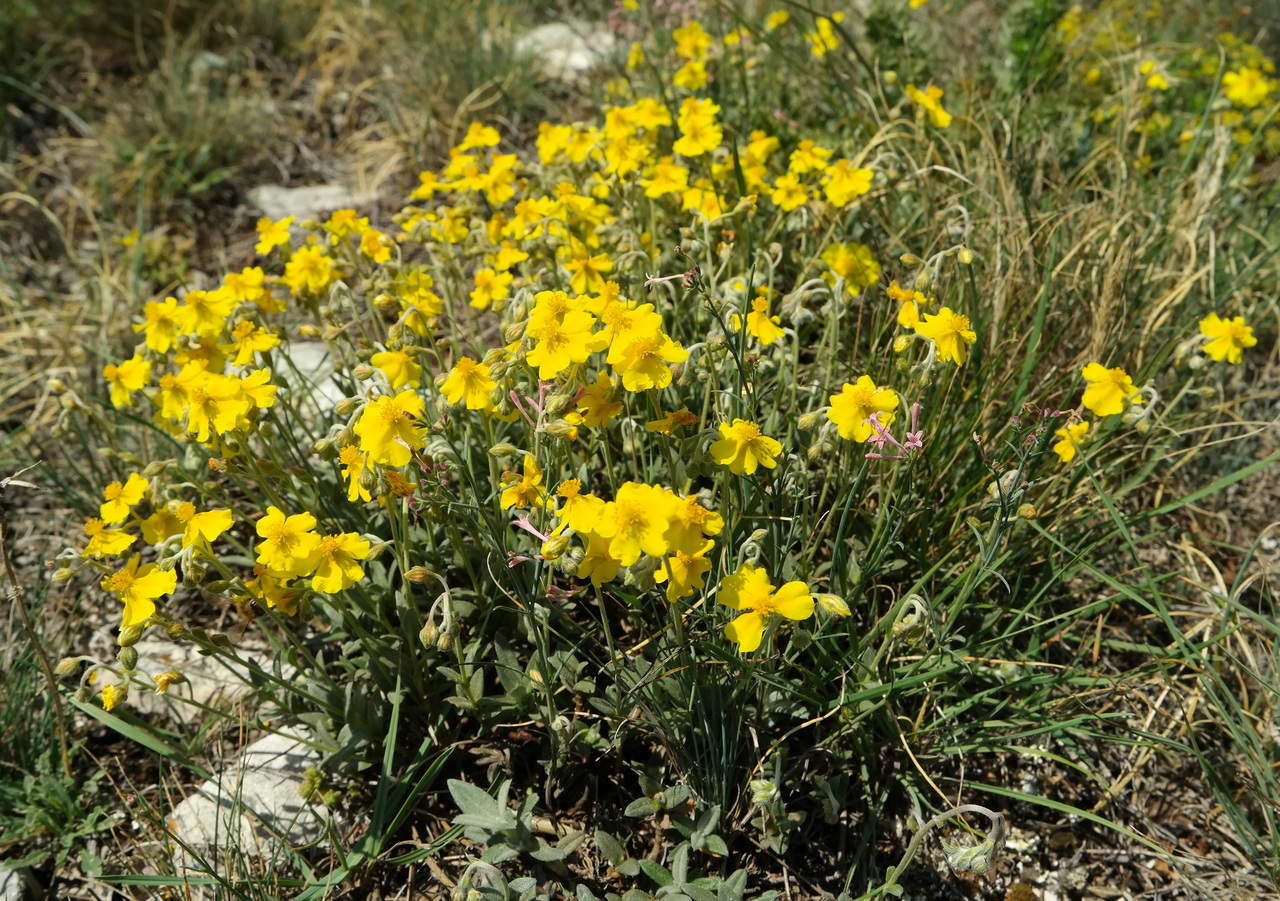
[274,340,348,416]
[513,21,617,82]
[247,184,376,222]
[0,864,39,901]
[166,732,327,870]
[128,638,278,725]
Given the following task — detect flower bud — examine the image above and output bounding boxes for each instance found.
[352,363,374,381]
[117,646,139,671]
[404,566,433,583]
[749,779,778,806]
[899,253,922,266]
[46,378,67,394]
[335,397,360,417]
[489,442,521,459]
[1017,503,1037,519]
[373,292,397,309]
[542,419,578,438]
[419,620,440,647]
[797,410,823,430]
[957,248,974,265]
[540,534,571,560]
[504,322,527,344]
[51,567,74,583]
[117,624,145,647]
[54,657,80,677]
[153,671,185,693]
[883,70,898,85]
[816,593,851,616]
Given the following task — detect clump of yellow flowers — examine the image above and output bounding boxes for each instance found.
[65,3,1264,718]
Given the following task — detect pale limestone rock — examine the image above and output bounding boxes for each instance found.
[128,638,277,725]
[513,21,617,82]
[247,184,376,222]
[166,732,327,871]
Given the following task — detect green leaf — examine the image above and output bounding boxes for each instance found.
[595,829,626,864]
[625,796,661,817]
[639,859,674,887]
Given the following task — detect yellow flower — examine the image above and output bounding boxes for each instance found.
[180,368,252,443]
[101,683,126,711]
[140,504,184,545]
[371,349,422,390]
[595,482,675,566]
[576,531,622,587]
[101,554,177,627]
[718,563,813,653]
[821,242,882,292]
[470,268,513,310]
[1199,313,1257,364]
[555,480,606,534]
[673,21,712,60]
[765,10,789,29]
[673,97,723,157]
[490,242,529,272]
[226,320,280,366]
[310,533,372,593]
[359,228,393,263]
[283,245,337,296]
[665,494,724,555]
[441,357,497,411]
[913,307,977,364]
[788,139,832,174]
[103,355,151,408]
[608,329,688,392]
[526,309,607,380]
[246,566,302,615]
[134,297,182,353]
[641,157,690,198]
[255,215,295,255]
[1052,421,1089,463]
[887,280,924,328]
[645,407,699,435]
[673,60,708,91]
[710,419,783,475]
[100,473,149,525]
[175,502,233,551]
[254,506,322,578]
[324,208,367,241]
[1080,363,1141,417]
[339,445,372,503]
[500,455,546,510]
[769,173,808,211]
[654,541,714,603]
[905,83,953,127]
[83,518,136,558]
[238,368,277,412]
[176,288,236,336]
[223,266,270,308]
[823,159,873,207]
[354,390,426,466]
[559,241,613,295]
[1222,67,1272,107]
[577,371,624,426]
[827,376,899,442]
[742,297,785,345]
[805,13,844,58]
